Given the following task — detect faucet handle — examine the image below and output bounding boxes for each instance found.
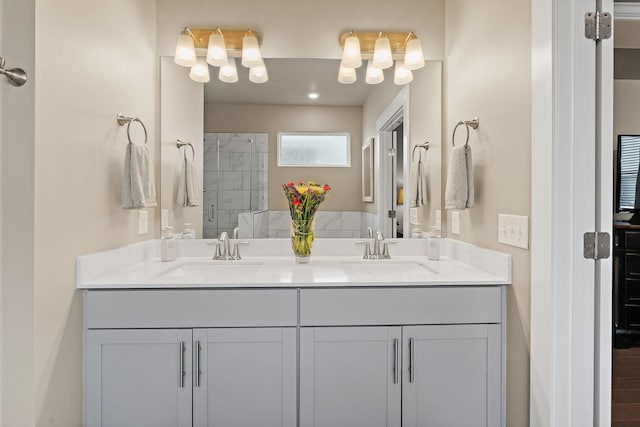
[232,241,249,260]
[233,227,240,240]
[355,240,374,259]
[381,240,398,259]
[367,227,374,239]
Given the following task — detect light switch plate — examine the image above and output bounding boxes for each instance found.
[498,214,529,249]
[138,210,149,235]
[161,209,169,230]
[435,210,442,231]
[451,211,460,235]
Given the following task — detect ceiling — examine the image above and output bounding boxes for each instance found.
[203,58,393,107]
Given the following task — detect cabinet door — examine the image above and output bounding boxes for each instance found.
[193,328,297,427]
[300,326,402,427]
[402,324,502,427]
[86,329,192,427]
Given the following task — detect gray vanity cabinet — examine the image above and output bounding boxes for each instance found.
[402,324,502,427]
[193,328,297,427]
[85,329,193,427]
[299,326,402,427]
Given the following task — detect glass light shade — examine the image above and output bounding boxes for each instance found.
[189,59,210,83]
[394,60,413,85]
[372,36,393,70]
[404,38,425,70]
[219,57,239,83]
[338,66,357,84]
[174,31,197,67]
[340,36,362,69]
[242,34,263,68]
[249,65,268,83]
[206,32,228,67]
[365,60,384,84]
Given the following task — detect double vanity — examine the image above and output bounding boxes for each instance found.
[78,238,511,427]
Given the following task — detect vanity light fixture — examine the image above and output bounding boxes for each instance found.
[174,27,267,84]
[372,34,393,70]
[174,29,197,67]
[189,58,210,83]
[340,32,362,69]
[403,33,425,70]
[206,29,228,67]
[365,60,384,84]
[393,60,413,85]
[249,64,268,83]
[337,30,425,85]
[219,57,239,83]
[338,65,357,84]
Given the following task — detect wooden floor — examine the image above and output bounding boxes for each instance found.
[614,347,640,426]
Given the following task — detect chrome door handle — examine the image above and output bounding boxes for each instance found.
[194,340,201,387]
[393,338,399,384]
[409,337,415,383]
[208,203,215,222]
[179,341,186,388]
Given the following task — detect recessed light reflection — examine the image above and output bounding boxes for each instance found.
[308,93,319,100]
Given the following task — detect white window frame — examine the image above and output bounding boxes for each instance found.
[277,132,351,167]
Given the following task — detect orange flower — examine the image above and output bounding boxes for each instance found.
[323,184,330,192]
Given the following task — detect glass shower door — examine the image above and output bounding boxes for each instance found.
[202,132,268,239]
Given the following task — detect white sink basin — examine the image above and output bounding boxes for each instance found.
[340,260,439,282]
[159,261,263,282]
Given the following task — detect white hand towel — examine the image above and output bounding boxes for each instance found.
[445,144,474,210]
[176,156,200,207]
[122,142,157,209]
[410,160,425,207]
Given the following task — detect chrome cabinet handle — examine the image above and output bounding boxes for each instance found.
[179,341,186,388]
[194,340,201,387]
[393,338,399,384]
[409,338,415,383]
[208,203,215,222]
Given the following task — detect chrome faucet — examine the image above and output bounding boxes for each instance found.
[213,231,231,260]
[356,229,397,259]
[213,228,249,260]
[230,227,249,260]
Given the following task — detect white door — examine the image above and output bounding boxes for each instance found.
[402,325,502,427]
[299,326,402,427]
[192,328,297,427]
[85,329,193,427]
[530,0,613,425]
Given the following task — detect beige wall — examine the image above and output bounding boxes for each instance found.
[1,0,36,424]
[205,104,364,212]
[445,0,531,425]
[33,1,158,426]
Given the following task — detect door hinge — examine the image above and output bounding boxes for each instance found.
[388,210,396,219]
[583,232,611,260]
[585,11,612,41]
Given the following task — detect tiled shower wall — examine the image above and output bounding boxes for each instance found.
[238,210,378,238]
[203,133,268,239]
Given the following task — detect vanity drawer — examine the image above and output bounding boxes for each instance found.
[85,289,298,329]
[627,254,640,278]
[299,286,503,326]
[625,231,640,250]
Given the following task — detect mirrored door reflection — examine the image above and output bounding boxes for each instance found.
[203,133,268,239]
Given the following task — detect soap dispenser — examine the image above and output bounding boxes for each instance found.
[161,226,177,262]
[181,223,195,239]
[426,226,440,261]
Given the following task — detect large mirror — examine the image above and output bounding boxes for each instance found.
[160,57,442,239]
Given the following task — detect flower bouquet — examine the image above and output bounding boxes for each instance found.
[282,180,331,263]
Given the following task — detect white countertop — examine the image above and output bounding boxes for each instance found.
[77,239,512,289]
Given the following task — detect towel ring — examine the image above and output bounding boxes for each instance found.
[117,113,148,145]
[452,121,470,147]
[412,142,429,162]
[177,140,195,161]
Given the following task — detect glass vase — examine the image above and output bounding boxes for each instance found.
[291,218,315,264]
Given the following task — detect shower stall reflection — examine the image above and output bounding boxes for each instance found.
[203,133,269,239]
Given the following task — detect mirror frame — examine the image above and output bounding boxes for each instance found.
[362,137,374,202]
